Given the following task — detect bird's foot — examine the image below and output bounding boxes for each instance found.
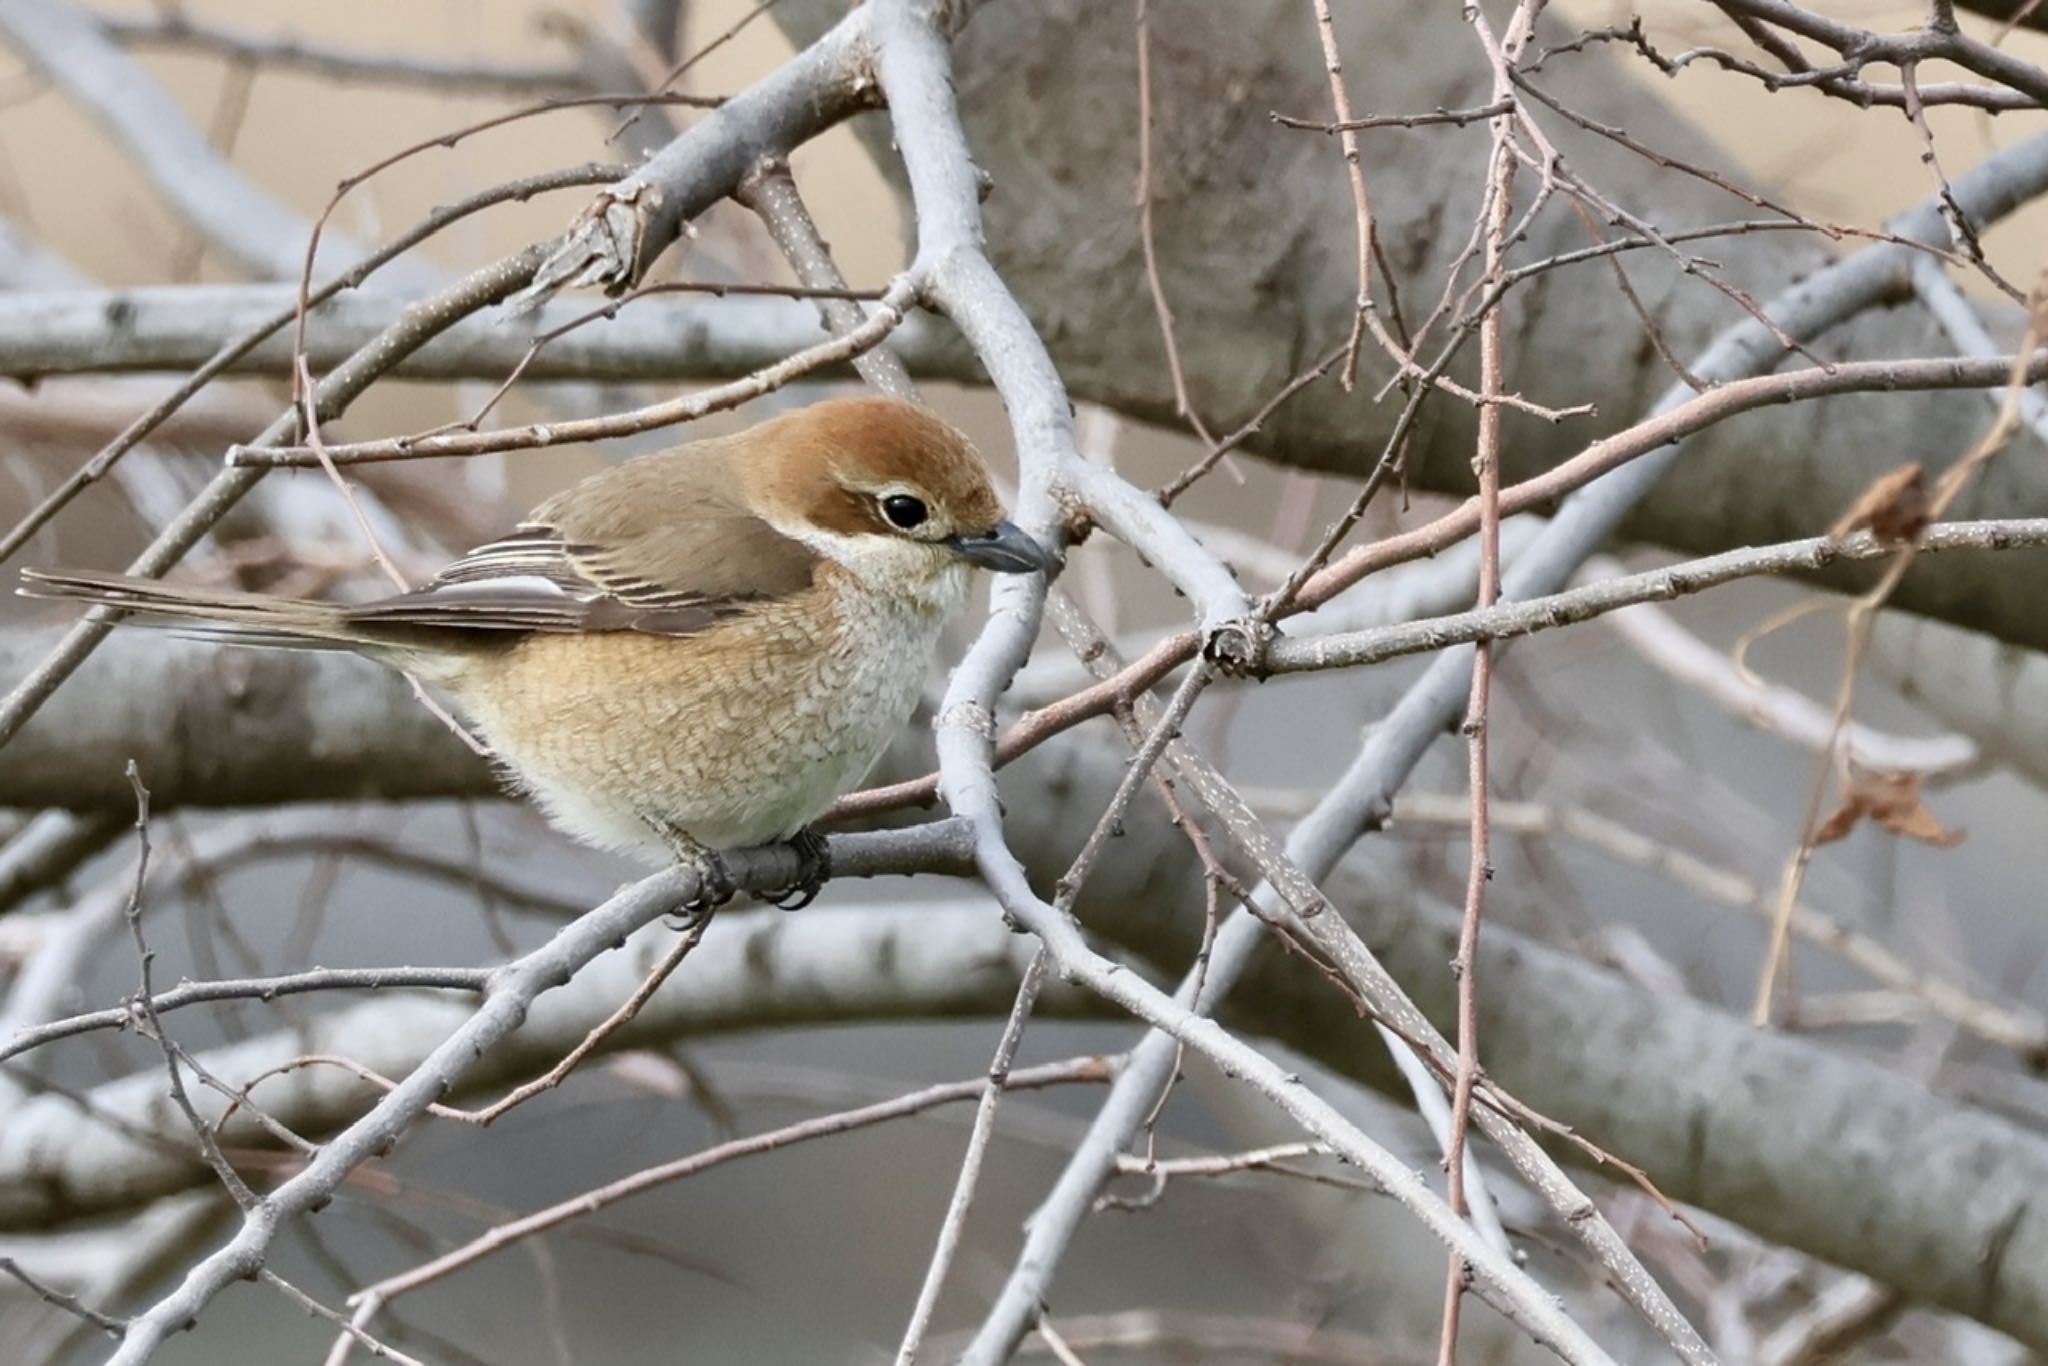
[645,815,736,928]
[757,827,832,911]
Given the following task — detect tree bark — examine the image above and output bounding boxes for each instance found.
[774,0,2048,651]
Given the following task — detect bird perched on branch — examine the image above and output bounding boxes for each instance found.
[23,396,1052,907]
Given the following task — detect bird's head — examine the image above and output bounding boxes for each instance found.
[743,396,1054,609]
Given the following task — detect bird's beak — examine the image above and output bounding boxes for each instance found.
[948,520,1054,574]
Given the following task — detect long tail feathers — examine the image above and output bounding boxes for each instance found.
[18,568,364,651]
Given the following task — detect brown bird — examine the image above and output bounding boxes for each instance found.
[22,396,1051,905]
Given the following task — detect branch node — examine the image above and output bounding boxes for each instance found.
[510,182,667,311]
[1201,617,1277,676]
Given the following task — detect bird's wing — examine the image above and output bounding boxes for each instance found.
[344,510,817,638]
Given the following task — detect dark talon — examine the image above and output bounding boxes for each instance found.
[758,827,831,911]
[687,848,737,914]
[640,809,736,922]
[663,905,711,933]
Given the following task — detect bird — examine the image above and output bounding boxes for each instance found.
[21,396,1052,908]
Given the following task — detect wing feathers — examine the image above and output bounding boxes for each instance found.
[342,503,813,639]
[26,450,822,648]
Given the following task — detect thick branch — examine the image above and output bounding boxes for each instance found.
[0,286,961,385]
[0,631,489,809]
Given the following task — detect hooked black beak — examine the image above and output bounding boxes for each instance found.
[949,520,1054,575]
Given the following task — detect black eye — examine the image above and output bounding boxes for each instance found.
[881,494,929,530]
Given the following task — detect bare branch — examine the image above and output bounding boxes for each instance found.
[96,825,972,1360]
[1264,518,2048,676]
[0,161,627,567]
[2,967,494,1065]
[0,1254,126,1337]
[513,4,889,306]
[234,276,920,467]
[344,1054,1110,1341]
[873,2,1609,1359]
[894,954,1050,1364]
[96,11,590,97]
[0,282,954,385]
[737,160,921,400]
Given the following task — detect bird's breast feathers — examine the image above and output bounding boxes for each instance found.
[444,571,954,862]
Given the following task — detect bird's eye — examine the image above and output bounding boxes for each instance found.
[880,494,929,530]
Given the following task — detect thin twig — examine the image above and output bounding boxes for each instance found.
[1,966,494,1065]
[1272,100,1515,132]
[0,1255,127,1336]
[452,915,712,1126]
[1305,0,1376,388]
[260,1269,425,1366]
[284,92,722,419]
[238,275,920,466]
[1135,0,1215,445]
[98,13,591,97]
[347,1056,1111,1332]
[1156,346,1342,506]
[1440,21,1520,1352]
[119,763,258,1211]
[1754,294,2048,1022]
[894,954,1053,1364]
[0,162,624,571]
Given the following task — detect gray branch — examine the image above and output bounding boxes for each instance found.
[0,893,1087,1229]
[0,285,963,385]
[0,631,489,810]
[922,5,2048,1351]
[94,11,590,97]
[86,823,975,1361]
[874,1,1608,1358]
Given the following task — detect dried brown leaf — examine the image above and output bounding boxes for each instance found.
[1829,462,1930,544]
[1813,769,1964,848]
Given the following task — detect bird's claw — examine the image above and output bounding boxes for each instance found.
[663,848,734,929]
[644,813,736,927]
[685,847,736,914]
[757,828,831,911]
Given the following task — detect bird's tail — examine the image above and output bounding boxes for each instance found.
[19,568,371,652]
